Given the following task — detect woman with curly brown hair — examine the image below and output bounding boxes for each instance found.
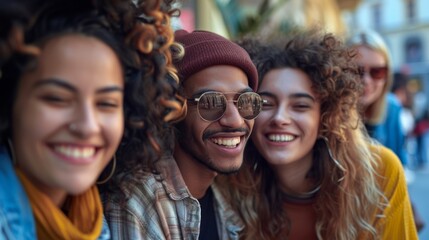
[0,0,183,239]
[218,29,418,240]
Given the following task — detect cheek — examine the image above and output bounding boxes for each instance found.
[253,112,269,128]
[296,112,320,135]
[307,116,320,139]
[375,81,386,91]
[246,119,254,132]
[102,114,124,147]
[13,100,62,144]
[183,111,209,139]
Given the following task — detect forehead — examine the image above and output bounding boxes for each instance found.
[356,45,386,66]
[183,65,249,95]
[39,34,119,73]
[19,34,123,90]
[260,68,314,94]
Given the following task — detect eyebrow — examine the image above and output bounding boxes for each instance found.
[191,87,253,98]
[259,91,316,102]
[33,78,123,93]
[290,93,316,102]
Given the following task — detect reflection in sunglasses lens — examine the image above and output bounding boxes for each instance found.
[197,92,263,121]
[199,93,226,121]
[238,93,263,120]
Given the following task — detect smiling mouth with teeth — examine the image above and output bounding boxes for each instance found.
[211,137,241,148]
[268,134,295,142]
[53,145,97,158]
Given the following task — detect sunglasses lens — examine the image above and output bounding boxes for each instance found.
[370,67,387,79]
[198,92,227,121]
[237,92,263,120]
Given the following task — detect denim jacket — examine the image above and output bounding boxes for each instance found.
[365,94,407,165]
[0,145,111,240]
[0,145,36,239]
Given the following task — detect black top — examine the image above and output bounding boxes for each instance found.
[198,187,220,240]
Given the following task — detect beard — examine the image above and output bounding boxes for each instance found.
[177,137,241,175]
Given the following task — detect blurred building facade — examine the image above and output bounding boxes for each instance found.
[176,0,427,111]
[176,0,359,38]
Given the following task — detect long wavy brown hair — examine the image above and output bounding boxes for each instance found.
[0,0,186,191]
[218,29,386,240]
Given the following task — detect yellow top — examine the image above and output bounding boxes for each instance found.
[373,145,418,240]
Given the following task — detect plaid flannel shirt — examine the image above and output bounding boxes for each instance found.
[102,155,243,240]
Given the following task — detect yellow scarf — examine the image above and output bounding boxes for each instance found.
[16,169,103,240]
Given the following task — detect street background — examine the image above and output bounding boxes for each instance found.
[409,169,429,239]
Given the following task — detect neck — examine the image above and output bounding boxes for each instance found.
[272,154,316,196]
[34,182,68,207]
[174,146,217,199]
[281,182,321,200]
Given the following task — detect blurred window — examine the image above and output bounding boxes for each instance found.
[405,37,423,63]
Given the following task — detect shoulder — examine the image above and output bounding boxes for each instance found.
[102,171,168,239]
[372,145,403,178]
[387,94,402,114]
[370,145,418,239]
[103,170,162,212]
[387,93,401,107]
[0,145,36,239]
[371,145,407,198]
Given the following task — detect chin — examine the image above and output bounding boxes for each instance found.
[64,178,97,195]
[216,163,241,175]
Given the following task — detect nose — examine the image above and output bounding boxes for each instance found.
[361,72,372,86]
[271,106,291,126]
[218,101,245,128]
[68,103,100,138]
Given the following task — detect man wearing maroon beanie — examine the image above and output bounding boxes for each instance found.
[102,29,262,239]
[172,30,262,239]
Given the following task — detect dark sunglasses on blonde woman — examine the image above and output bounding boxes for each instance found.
[358,65,388,80]
[187,91,265,122]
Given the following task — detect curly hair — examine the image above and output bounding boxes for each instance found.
[0,0,185,190]
[219,29,386,240]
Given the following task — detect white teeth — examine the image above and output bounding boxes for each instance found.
[54,145,95,158]
[212,137,241,148]
[268,134,295,142]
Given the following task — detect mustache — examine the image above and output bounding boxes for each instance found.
[203,127,250,139]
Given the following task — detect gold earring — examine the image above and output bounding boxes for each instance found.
[97,155,116,184]
[7,139,17,165]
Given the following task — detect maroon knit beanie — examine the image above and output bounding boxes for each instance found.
[174,30,258,91]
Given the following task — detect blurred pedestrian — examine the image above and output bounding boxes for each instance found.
[348,30,408,167]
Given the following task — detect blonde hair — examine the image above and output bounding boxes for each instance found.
[347,30,393,124]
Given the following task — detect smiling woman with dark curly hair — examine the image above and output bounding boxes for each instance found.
[0,0,184,239]
[217,29,418,240]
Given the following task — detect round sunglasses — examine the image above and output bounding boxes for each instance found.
[187,91,264,122]
[358,65,388,80]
